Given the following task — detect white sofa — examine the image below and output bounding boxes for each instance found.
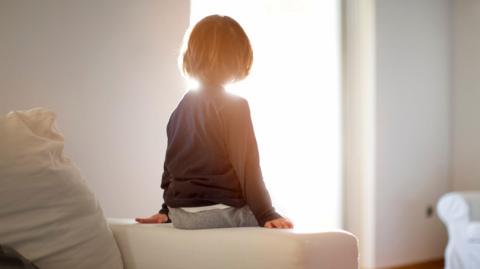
[437,192,480,269]
[108,219,359,269]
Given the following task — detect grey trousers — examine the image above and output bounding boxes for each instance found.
[168,206,259,230]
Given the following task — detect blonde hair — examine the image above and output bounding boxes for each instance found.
[181,15,253,86]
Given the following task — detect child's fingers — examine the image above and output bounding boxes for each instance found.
[264,218,294,229]
[282,220,291,229]
[276,221,284,228]
[282,221,293,229]
[135,217,156,223]
[271,219,293,229]
[135,218,147,223]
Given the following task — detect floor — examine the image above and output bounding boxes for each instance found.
[388,259,444,269]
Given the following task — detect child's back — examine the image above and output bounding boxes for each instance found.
[163,86,280,227]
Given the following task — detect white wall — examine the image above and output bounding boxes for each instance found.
[0,0,190,217]
[452,0,480,191]
[374,0,451,267]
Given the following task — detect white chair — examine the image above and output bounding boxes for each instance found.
[437,192,480,269]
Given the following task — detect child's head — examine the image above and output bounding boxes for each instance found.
[181,15,253,87]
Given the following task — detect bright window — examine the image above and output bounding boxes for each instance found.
[190,0,341,230]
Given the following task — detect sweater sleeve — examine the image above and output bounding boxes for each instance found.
[159,164,170,215]
[159,117,172,220]
[225,99,281,226]
[158,163,172,224]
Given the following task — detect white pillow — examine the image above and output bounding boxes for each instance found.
[0,108,123,269]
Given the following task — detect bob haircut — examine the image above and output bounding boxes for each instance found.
[181,15,253,86]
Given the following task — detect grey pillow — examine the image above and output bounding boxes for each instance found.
[0,108,123,269]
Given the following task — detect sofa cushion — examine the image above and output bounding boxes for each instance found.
[0,108,123,269]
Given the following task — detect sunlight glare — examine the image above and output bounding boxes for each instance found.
[186,77,200,91]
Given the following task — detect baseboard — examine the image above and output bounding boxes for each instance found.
[383,259,444,269]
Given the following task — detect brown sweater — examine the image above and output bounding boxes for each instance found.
[159,85,280,226]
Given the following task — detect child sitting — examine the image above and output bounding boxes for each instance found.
[136,15,293,229]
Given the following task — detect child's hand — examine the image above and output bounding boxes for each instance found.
[135,213,169,224]
[264,218,294,229]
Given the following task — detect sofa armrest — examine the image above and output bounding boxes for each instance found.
[437,192,480,224]
[108,218,358,269]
